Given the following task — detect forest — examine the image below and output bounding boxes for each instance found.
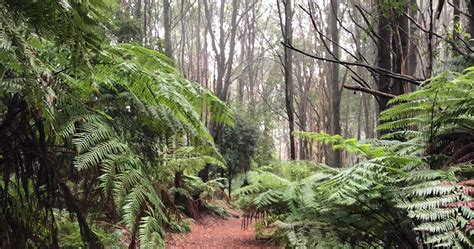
[0,0,473,248]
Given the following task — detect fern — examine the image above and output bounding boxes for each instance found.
[379,68,474,248]
[294,131,385,158]
[0,1,232,247]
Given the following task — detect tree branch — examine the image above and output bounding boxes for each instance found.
[282,42,423,86]
[343,84,396,99]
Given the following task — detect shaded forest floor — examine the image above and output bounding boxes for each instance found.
[165,209,278,249]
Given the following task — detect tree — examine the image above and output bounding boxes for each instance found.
[328,0,343,167]
[163,0,173,58]
[278,0,296,160]
[376,0,394,114]
[203,0,240,102]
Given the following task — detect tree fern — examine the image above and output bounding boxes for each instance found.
[0,0,232,247]
[377,68,474,248]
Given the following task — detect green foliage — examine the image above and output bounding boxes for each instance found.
[0,0,232,248]
[226,102,275,168]
[294,131,385,158]
[164,146,225,175]
[236,147,418,248]
[56,213,121,249]
[399,166,474,248]
[378,69,474,248]
[221,120,258,170]
[377,0,410,15]
[238,67,474,248]
[219,114,260,193]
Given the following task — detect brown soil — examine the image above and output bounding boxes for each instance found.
[165,210,278,249]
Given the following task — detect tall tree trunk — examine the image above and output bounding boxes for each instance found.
[328,0,342,167]
[163,0,173,58]
[363,96,374,138]
[453,0,460,55]
[203,0,237,102]
[246,4,257,109]
[214,0,226,101]
[392,6,409,96]
[426,0,434,77]
[196,2,202,83]
[143,0,148,45]
[238,34,246,101]
[297,73,308,160]
[220,0,239,101]
[407,0,418,92]
[135,0,142,17]
[280,0,296,160]
[466,0,474,39]
[376,0,392,114]
[357,96,363,140]
[199,0,239,181]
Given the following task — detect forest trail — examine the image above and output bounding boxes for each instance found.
[166,210,278,249]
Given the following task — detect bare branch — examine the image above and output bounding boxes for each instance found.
[343,84,396,99]
[282,42,423,86]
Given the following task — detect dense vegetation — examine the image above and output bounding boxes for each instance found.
[1,0,473,248]
[236,69,474,248]
[0,1,230,247]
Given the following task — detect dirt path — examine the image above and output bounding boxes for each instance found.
[166,211,278,249]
